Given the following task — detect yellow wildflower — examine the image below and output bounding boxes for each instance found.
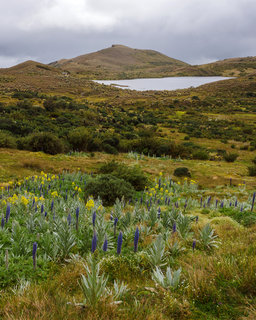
[51,191,58,198]
[86,199,95,210]
[21,196,29,206]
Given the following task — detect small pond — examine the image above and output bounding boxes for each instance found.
[94,76,233,91]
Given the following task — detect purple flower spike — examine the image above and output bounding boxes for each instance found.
[114,217,118,237]
[6,204,10,223]
[92,211,96,227]
[51,200,54,211]
[157,207,161,219]
[33,242,37,269]
[117,232,123,255]
[41,204,44,214]
[103,236,108,252]
[134,227,139,252]
[172,222,177,233]
[67,213,71,226]
[76,207,79,230]
[251,192,256,212]
[91,231,97,253]
[192,239,196,251]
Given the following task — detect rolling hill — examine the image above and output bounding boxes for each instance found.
[198,56,256,77]
[49,44,209,79]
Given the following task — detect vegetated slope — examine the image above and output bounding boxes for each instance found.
[50,44,209,79]
[0,60,98,94]
[198,56,256,77]
[0,60,58,75]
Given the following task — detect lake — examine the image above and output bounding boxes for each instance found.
[94,76,233,91]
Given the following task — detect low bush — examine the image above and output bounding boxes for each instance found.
[68,127,94,152]
[192,150,209,160]
[174,167,191,177]
[25,132,64,155]
[0,131,17,148]
[248,165,256,177]
[102,144,118,155]
[99,161,148,191]
[223,152,238,162]
[84,174,135,206]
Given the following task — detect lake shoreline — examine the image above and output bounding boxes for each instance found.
[94,76,234,91]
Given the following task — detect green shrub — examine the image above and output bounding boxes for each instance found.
[0,131,17,148]
[248,165,256,177]
[223,152,238,162]
[68,127,94,152]
[85,174,135,206]
[25,132,64,155]
[103,143,118,155]
[174,167,191,177]
[99,161,148,191]
[192,150,209,160]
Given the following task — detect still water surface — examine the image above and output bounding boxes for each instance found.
[94,76,233,91]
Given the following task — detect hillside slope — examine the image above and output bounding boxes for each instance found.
[49,44,207,79]
[198,56,256,77]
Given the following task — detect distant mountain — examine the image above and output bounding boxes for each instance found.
[1,46,255,88]
[49,44,202,79]
[0,60,59,75]
[198,56,256,77]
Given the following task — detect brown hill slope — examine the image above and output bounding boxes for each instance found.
[49,44,201,79]
[0,60,94,93]
[0,60,59,75]
[198,56,256,77]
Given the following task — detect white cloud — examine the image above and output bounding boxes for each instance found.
[0,55,35,68]
[0,0,256,66]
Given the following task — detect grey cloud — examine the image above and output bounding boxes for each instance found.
[0,0,256,67]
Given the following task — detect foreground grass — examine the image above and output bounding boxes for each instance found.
[0,148,255,189]
[0,167,256,319]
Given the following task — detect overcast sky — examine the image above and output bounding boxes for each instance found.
[0,0,256,67]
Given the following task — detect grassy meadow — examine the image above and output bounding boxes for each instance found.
[0,58,256,319]
[0,151,256,319]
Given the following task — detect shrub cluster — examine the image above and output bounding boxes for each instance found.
[99,161,148,191]
[84,174,134,206]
